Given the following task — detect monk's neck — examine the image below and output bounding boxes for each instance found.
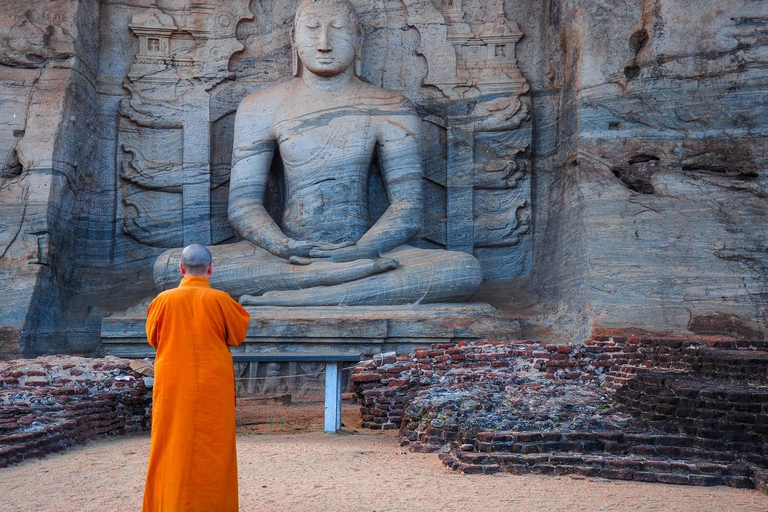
[300,67,356,92]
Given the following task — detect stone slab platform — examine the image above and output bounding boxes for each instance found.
[101,303,521,359]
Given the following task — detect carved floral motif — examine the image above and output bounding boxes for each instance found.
[402,0,533,278]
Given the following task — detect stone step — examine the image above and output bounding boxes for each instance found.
[470,430,768,466]
[442,449,757,488]
[589,337,768,352]
[703,340,768,352]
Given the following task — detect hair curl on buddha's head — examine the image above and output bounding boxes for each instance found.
[291,0,363,77]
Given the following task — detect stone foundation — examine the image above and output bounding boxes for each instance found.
[351,335,768,491]
[0,356,152,468]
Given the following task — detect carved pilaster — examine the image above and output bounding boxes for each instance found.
[404,0,533,278]
[118,1,252,248]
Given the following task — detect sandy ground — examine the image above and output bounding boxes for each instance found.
[1,402,767,512]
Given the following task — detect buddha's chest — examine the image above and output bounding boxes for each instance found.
[274,109,378,168]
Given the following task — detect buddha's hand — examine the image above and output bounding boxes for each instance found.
[285,240,355,264]
[307,243,379,263]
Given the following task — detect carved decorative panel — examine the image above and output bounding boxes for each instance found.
[118,0,252,249]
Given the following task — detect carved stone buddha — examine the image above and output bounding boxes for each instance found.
[154,0,483,306]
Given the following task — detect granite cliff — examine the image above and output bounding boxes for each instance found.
[0,0,765,357]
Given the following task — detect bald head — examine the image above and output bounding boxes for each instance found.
[180,244,213,277]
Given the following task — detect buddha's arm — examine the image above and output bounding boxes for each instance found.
[359,112,423,250]
[229,104,303,259]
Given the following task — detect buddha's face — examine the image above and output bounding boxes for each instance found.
[293,1,360,77]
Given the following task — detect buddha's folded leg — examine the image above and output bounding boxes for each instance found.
[154,241,397,298]
[239,245,483,306]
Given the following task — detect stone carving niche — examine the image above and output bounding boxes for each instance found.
[117,0,532,281]
[117,2,252,249]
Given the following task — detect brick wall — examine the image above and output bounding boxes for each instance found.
[0,356,152,467]
[351,335,768,490]
[351,336,768,430]
[614,370,768,466]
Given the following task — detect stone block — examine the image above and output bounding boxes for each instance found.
[102,303,520,359]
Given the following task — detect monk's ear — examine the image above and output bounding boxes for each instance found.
[206,262,213,277]
[179,262,186,276]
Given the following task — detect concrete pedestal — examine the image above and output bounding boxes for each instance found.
[324,363,343,433]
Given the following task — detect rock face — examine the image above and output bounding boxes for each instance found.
[532,0,768,339]
[0,0,765,356]
[0,0,101,357]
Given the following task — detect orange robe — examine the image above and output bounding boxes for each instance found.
[143,275,250,512]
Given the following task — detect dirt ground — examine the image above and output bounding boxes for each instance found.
[1,401,767,512]
[234,396,364,434]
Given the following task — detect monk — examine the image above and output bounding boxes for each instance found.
[153,0,483,306]
[143,244,250,512]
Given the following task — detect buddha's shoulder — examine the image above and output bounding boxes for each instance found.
[236,79,302,114]
[358,81,414,109]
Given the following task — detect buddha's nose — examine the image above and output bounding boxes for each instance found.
[317,27,332,51]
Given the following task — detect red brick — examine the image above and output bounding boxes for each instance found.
[350,374,381,383]
[24,379,49,387]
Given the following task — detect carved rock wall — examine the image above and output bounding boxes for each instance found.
[0,0,101,357]
[0,0,766,356]
[532,0,768,340]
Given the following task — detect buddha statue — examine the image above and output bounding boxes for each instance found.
[154,0,483,306]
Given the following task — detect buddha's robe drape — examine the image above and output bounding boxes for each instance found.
[142,275,250,512]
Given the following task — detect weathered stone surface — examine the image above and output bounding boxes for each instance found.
[0,0,100,357]
[531,0,768,340]
[0,0,765,356]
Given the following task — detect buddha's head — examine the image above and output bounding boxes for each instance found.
[291,0,362,78]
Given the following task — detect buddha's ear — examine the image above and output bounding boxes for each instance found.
[354,32,363,77]
[290,22,301,77]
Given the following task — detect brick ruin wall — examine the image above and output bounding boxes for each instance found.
[2,335,766,488]
[351,336,734,430]
[0,356,152,468]
[351,336,768,490]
